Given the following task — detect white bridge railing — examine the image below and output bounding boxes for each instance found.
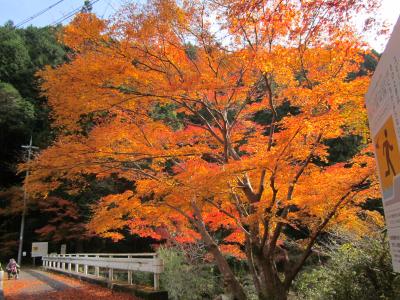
[42,253,164,289]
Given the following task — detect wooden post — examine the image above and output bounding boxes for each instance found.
[154,273,160,290]
[95,255,100,277]
[61,255,65,270]
[153,255,161,290]
[84,255,88,275]
[127,255,133,285]
[108,268,113,288]
[128,270,133,284]
[108,254,114,287]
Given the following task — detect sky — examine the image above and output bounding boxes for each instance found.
[0,0,123,27]
[0,0,399,52]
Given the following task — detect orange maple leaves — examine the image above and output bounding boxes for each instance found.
[23,0,385,297]
[27,0,382,248]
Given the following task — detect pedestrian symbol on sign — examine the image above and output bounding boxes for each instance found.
[383,129,397,177]
[374,116,400,200]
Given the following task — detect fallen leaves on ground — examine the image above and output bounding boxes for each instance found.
[3,271,140,300]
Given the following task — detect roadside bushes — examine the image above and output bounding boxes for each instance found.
[294,234,400,300]
[157,246,222,300]
[158,235,399,300]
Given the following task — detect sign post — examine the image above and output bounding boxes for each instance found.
[366,16,400,272]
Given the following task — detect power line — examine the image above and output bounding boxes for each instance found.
[107,0,118,12]
[101,0,117,18]
[50,0,102,26]
[15,0,66,28]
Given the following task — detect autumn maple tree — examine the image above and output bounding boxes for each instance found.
[35,196,91,243]
[25,0,384,299]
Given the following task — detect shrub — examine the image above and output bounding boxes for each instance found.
[294,234,400,300]
[157,246,223,300]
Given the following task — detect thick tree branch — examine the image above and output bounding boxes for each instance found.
[284,175,370,287]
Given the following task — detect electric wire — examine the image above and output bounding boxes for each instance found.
[50,0,102,26]
[15,0,66,28]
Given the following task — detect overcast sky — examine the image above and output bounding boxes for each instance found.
[0,0,399,52]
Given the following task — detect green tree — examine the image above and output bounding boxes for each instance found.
[0,26,30,83]
[0,82,34,185]
[0,24,66,187]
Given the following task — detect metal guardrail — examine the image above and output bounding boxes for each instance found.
[42,253,163,289]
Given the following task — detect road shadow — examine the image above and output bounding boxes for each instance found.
[24,269,71,291]
[5,286,138,300]
[4,270,138,300]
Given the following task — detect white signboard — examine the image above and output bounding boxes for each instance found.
[366,16,400,272]
[31,242,48,258]
[60,244,66,255]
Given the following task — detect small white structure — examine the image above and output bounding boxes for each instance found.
[42,253,164,289]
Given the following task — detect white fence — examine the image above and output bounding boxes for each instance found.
[42,253,164,289]
[0,270,4,300]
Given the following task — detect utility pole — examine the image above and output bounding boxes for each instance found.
[17,136,39,265]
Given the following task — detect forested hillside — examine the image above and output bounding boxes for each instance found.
[0,23,66,187]
[0,23,67,256]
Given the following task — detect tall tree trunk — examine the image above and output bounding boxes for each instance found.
[197,225,247,299]
[252,251,288,300]
[190,201,247,300]
[205,241,248,300]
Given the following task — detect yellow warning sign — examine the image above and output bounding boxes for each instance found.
[375,116,400,198]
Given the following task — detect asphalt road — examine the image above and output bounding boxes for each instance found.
[2,269,83,299]
[1,268,139,300]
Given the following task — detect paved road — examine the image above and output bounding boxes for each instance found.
[2,269,138,300]
[2,269,82,299]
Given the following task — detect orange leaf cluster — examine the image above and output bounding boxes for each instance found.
[23,0,385,295]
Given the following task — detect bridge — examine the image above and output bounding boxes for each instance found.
[43,252,164,289]
[1,253,167,300]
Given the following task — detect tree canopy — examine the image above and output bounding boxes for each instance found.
[25,1,384,299]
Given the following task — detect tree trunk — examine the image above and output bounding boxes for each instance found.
[190,201,247,300]
[206,242,248,300]
[253,252,288,300]
[193,221,247,299]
